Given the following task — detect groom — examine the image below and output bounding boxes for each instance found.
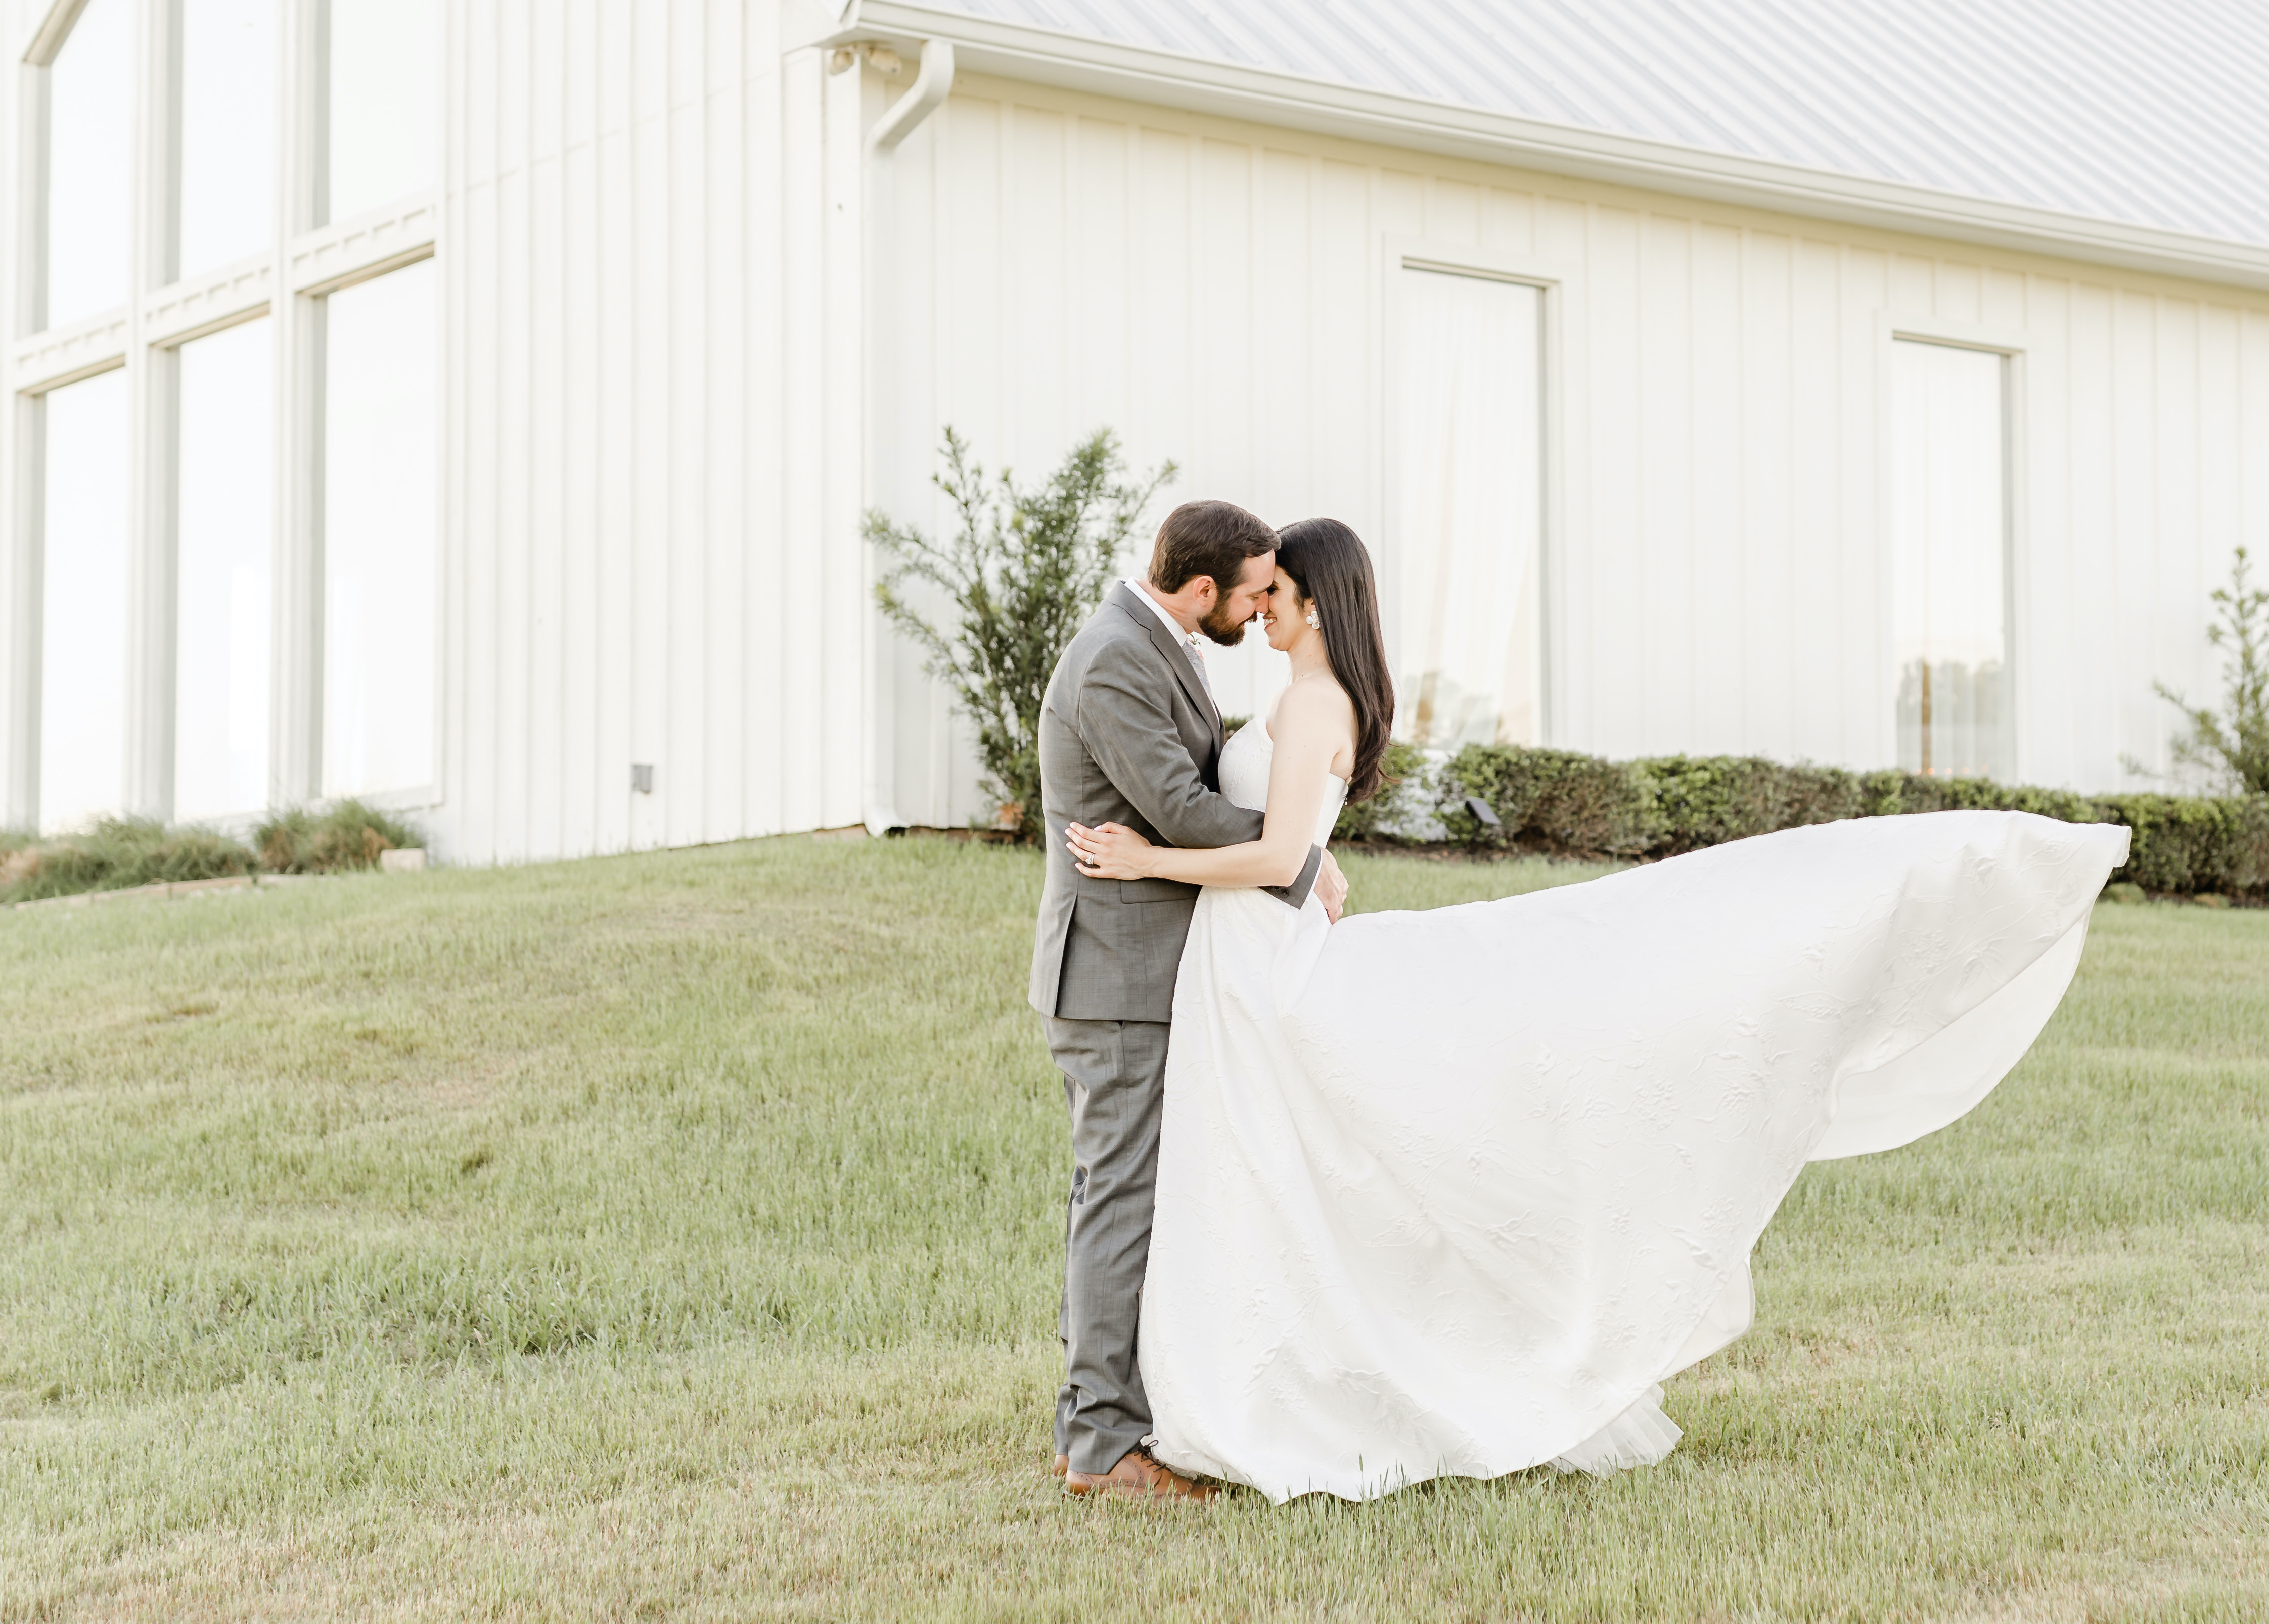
[1029,498,1347,1500]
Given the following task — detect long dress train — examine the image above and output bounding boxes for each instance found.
[1138,722,2129,1502]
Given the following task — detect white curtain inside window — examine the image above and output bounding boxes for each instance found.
[321,258,437,799]
[39,369,131,833]
[174,318,273,822]
[1389,268,1543,749]
[178,0,276,279]
[44,0,130,329]
[325,0,441,223]
[1890,340,2010,779]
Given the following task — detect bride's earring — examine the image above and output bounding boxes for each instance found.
[1305,606,1321,630]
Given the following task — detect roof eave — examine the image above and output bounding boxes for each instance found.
[829,0,2269,294]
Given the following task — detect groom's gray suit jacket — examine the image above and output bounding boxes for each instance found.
[1029,583,1322,1022]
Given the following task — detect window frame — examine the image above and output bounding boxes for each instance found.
[162,302,275,824]
[1875,312,2030,783]
[1,0,441,831]
[308,247,442,812]
[1376,237,1577,751]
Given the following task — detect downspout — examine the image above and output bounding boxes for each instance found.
[860,38,954,837]
[867,38,955,158]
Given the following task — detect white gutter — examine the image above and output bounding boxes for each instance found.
[827,1,2269,294]
[859,38,957,839]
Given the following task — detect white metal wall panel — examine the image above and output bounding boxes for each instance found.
[431,0,871,864]
[11,4,2263,858]
[873,75,2269,825]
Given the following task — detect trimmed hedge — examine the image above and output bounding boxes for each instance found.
[1417,743,2266,900]
[1330,742,1431,843]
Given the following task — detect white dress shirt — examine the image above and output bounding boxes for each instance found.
[1123,577,1216,708]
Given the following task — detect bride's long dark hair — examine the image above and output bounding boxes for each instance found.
[1273,518,1396,803]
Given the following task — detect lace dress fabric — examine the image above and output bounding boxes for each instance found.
[1138,721,2129,1502]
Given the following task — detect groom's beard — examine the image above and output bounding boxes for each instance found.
[1199,599,1254,647]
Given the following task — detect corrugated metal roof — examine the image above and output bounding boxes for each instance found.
[920,0,2269,247]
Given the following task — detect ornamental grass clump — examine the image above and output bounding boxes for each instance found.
[0,817,258,905]
[869,427,1176,842]
[254,800,422,874]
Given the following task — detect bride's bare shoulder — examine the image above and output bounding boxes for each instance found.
[1270,672,1357,739]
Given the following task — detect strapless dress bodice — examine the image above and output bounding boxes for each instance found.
[1218,719,1346,847]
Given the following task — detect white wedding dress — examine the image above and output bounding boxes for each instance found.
[1138,720,2131,1503]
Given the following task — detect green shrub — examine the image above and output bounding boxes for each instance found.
[870,427,1176,842]
[0,818,258,905]
[254,801,423,874]
[2096,792,2269,897]
[1437,744,1660,854]
[1866,772,2101,823]
[1632,755,1868,852]
[1430,743,2265,899]
[1333,742,1431,844]
[2141,547,2269,797]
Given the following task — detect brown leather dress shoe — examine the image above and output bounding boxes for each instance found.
[1063,1447,1216,1501]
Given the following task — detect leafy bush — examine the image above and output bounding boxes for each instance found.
[1332,742,1431,843]
[870,427,1176,842]
[0,818,258,904]
[2095,792,2269,897]
[254,800,423,874]
[1432,743,2267,899]
[1437,744,1658,854]
[1635,756,1865,852]
[2141,547,2269,796]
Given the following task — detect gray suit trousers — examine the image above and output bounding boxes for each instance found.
[1045,1014,1170,1474]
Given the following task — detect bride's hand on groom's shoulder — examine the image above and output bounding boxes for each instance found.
[1067,821,1156,881]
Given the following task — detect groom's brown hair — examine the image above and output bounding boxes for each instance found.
[1148,500,1277,595]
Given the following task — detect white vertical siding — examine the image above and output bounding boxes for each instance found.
[869,75,2269,825]
[432,0,871,864]
[190,15,2268,863]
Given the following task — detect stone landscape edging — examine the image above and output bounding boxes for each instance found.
[7,873,325,913]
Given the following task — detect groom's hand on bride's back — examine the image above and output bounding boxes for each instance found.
[1318,852,1347,923]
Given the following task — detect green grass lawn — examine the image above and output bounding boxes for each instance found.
[2,837,2263,1622]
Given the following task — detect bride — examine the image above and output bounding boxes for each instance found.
[1066,517,2131,1503]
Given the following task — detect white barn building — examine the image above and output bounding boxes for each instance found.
[4,0,2267,861]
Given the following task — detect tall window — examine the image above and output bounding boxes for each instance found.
[1890,340,2012,779]
[322,0,441,224]
[321,259,437,797]
[6,0,442,833]
[38,369,131,832]
[173,319,274,821]
[42,0,130,329]
[176,0,276,279]
[1389,267,1545,748]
